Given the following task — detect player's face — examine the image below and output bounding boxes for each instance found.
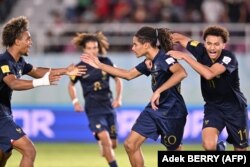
[131,36,147,58]
[17,31,32,56]
[204,35,225,61]
[83,41,99,57]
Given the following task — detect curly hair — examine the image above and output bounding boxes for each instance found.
[72,31,109,55]
[203,25,229,43]
[1,16,29,47]
[134,26,173,52]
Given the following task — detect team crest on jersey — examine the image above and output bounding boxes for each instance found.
[165,57,175,65]
[190,40,199,47]
[70,75,76,80]
[222,56,231,64]
[1,65,10,73]
[16,128,22,134]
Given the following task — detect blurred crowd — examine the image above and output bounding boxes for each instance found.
[1,0,250,54]
[53,0,250,24]
[0,0,17,23]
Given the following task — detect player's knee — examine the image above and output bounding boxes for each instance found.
[23,146,37,160]
[124,140,135,153]
[202,140,216,151]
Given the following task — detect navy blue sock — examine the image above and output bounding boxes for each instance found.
[216,141,226,151]
[109,160,118,167]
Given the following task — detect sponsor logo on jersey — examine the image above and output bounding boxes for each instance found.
[165,57,175,65]
[1,65,10,73]
[222,56,231,64]
[190,40,199,47]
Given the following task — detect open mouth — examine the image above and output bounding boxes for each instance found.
[208,51,217,57]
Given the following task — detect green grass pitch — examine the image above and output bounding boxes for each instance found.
[6,142,233,167]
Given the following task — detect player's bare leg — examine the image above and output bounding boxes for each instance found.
[124,131,146,167]
[98,140,104,156]
[12,135,36,167]
[202,127,219,150]
[174,145,183,151]
[97,131,118,167]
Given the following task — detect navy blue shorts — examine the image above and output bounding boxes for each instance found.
[0,118,25,153]
[132,110,186,150]
[87,113,117,140]
[203,105,249,148]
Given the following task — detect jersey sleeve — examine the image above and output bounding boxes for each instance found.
[104,57,116,78]
[70,75,79,84]
[186,40,206,61]
[161,55,178,72]
[218,51,237,74]
[135,59,150,76]
[0,60,14,80]
[21,58,33,75]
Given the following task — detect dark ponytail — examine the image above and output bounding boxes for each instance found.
[135,26,173,52]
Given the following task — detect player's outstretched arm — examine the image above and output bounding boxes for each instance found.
[29,65,86,79]
[81,53,141,80]
[168,50,226,80]
[3,70,61,90]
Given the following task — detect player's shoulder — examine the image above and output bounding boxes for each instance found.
[0,52,10,63]
[189,40,201,47]
[221,49,235,57]
[99,56,110,61]
[99,56,113,64]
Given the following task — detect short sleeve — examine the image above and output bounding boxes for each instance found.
[22,62,33,75]
[218,51,237,74]
[135,60,150,76]
[186,40,205,61]
[0,60,13,79]
[161,55,178,72]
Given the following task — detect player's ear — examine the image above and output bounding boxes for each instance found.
[222,43,226,49]
[15,38,21,46]
[144,42,150,49]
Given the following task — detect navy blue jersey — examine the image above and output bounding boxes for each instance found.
[70,57,115,116]
[0,51,33,118]
[135,49,187,118]
[186,41,247,109]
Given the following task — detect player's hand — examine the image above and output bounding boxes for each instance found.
[112,99,122,108]
[73,102,84,112]
[80,53,101,69]
[66,64,86,76]
[48,69,61,85]
[167,50,186,60]
[150,91,160,111]
[145,59,152,70]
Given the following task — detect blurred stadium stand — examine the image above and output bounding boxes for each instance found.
[1,0,250,54]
